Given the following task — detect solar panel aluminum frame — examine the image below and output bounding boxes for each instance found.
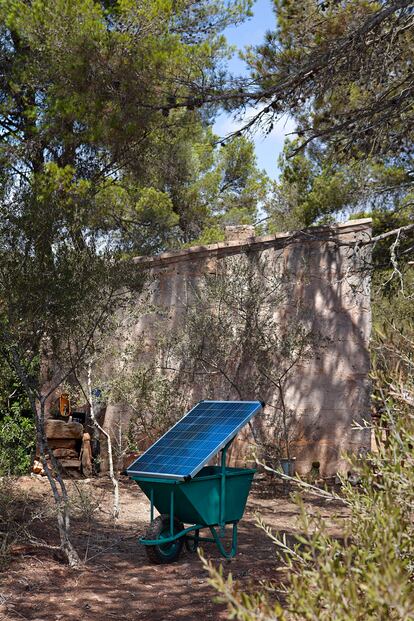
[126,400,262,481]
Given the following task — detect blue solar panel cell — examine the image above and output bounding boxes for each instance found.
[126,400,262,480]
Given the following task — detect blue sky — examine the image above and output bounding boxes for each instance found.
[213,0,296,180]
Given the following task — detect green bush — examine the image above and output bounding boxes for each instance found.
[205,407,414,620]
[0,360,35,475]
[0,411,35,476]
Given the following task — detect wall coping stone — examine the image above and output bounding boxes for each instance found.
[133,219,372,269]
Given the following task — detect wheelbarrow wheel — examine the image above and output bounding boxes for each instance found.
[145,514,184,564]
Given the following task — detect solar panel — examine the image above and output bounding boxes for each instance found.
[127,400,262,480]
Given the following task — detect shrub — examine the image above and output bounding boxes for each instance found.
[0,362,35,476]
[0,411,35,476]
[205,407,414,619]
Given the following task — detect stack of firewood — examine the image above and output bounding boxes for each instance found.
[32,419,92,476]
[46,419,83,469]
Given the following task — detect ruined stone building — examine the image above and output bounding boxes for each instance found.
[99,218,372,477]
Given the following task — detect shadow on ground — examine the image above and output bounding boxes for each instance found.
[0,476,347,621]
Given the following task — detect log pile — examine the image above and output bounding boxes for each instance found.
[46,420,83,470]
[33,419,87,475]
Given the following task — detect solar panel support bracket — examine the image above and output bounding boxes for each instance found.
[219,438,234,534]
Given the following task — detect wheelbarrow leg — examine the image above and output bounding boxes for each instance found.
[150,487,154,523]
[185,528,200,552]
[220,445,227,536]
[170,489,174,536]
[209,521,238,559]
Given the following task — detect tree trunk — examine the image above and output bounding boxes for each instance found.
[37,398,81,567]
[6,338,81,567]
[88,363,120,520]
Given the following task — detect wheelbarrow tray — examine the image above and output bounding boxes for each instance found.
[131,466,255,527]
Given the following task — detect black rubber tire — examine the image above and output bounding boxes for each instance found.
[145,514,184,564]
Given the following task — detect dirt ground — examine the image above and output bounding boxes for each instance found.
[0,475,348,621]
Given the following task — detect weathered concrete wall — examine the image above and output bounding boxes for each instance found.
[102,219,372,476]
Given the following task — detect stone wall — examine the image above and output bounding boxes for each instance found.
[101,219,372,477]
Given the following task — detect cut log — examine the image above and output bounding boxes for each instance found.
[32,458,52,476]
[52,448,79,459]
[32,459,43,475]
[59,459,81,469]
[47,438,77,450]
[80,432,92,476]
[45,419,83,440]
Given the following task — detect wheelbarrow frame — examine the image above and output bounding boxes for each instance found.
[131,440,255,559]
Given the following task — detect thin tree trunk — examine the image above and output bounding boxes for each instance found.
[277,380,290,462]
[5,337,80,566]
[37,399,81,567]
[87,363,120,520]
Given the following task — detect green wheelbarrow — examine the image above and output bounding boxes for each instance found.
[130,441,255,563]
[127,400,263,564]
